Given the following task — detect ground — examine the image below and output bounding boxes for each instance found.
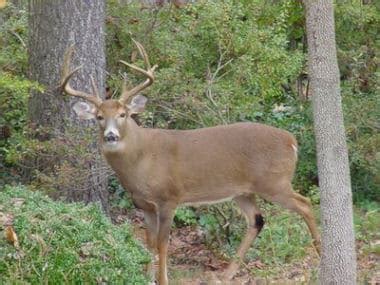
[113,208,380,285]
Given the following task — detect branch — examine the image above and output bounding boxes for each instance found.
[8,30,26,48]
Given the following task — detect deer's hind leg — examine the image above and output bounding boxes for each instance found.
[224,194,264,280]
[262,182,321,255]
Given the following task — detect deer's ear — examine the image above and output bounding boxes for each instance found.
[127,95,147,114]
[73,101,97,120]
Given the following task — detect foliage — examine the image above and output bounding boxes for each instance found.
[252,203,379,282]
[0,3,39,185]
[343,92,380,201]
[336,1,379,94]
[354,200,380,256]
[109,176,136,210]
[0,3,28,75]
[0,185,149,284]
[0,73,42,183]
[196,201,313,263]
[186,199,378,282]
[106,0,379,201]
[335,2,380,202]
[174,207,197,226]
[0,75,40,185]
[0,74,41,134]
[107,0,304,128]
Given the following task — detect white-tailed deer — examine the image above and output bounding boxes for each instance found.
[61,40,320,285]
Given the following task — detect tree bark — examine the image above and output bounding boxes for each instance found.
[304,0,357,284]
[28,0,109,213]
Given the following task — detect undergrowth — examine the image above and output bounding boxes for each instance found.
[0,186,149,284]
[174,199,379,282]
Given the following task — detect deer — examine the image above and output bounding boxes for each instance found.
[60,40,321,285]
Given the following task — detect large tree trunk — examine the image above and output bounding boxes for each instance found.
[28,0,109,213]
[304,0,357,283]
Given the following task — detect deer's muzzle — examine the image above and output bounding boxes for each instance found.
[104,132,119,143]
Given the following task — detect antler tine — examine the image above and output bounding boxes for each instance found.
[119,39,158,104]
[121,76,128,95]
[60,45,102,107]
[90,76,101,100]
[132,38,151,69]
[119,60,154,81]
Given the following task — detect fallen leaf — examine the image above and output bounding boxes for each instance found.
[0,0,6,9]
[5,226,20,249]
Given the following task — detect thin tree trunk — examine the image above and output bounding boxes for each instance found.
[304,0,357,283]
[28,0,109,213]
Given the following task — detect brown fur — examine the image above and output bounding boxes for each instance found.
[97,107,320,284]
[62,38,320,282]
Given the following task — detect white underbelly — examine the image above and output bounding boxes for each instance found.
[180,184,250,207]
[181,195,236,207]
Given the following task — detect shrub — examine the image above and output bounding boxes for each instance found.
[0,186,149,284]
[106,0,304,129]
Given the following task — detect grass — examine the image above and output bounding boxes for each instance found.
[0,185,150,284]
[1,185,378,284]
[223,201,320,280]
[231,200,378,282]
[170,198,379,283]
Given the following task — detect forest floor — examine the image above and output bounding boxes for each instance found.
[113,208,380,285]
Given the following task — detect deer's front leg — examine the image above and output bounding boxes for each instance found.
[144,209,158,281]
[157,205,175,285]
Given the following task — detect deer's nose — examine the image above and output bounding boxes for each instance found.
[104,132,119,143]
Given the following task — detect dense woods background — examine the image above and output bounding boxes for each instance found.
[0,0,379,283]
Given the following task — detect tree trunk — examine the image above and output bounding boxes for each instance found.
[28,0,109,213]
[304,0,357,283]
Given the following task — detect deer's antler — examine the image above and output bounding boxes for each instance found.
[60,46,102,107]
[119,39,158,105]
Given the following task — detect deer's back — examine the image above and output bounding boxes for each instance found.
[143,122,298,204]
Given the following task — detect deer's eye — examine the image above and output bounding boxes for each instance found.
[120,113,126,118]
[96,115,104,121]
